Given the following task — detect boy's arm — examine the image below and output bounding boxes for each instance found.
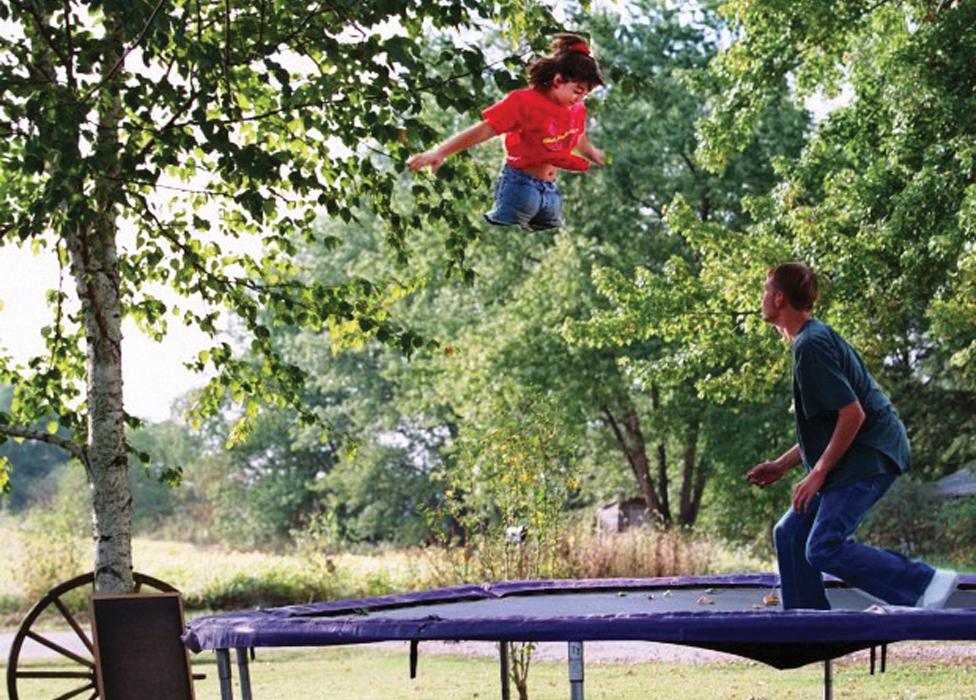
[747,444,802,487]
[408,121,498,172]
[576,133,605,166]
[792,400,866,512]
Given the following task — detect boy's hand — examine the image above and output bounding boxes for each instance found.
[588,147,606,167]
[792,469,827,513]
[747,460,786,488]
[407,149,446,172]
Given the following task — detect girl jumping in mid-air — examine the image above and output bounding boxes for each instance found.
[407,33,605,232]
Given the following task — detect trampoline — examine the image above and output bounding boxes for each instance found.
[184,573,976,700]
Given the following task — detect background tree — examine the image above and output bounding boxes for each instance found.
[299,1,809,536]
[0,384,72,511]
[400,1,807,529]
[0,0,552,592]
[592,0,976,489]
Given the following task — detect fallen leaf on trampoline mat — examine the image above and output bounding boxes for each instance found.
[763,594,780,606]
[662,590,672,597]
[696,595,715,605]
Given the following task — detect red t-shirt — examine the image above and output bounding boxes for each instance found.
[481,88,590,172]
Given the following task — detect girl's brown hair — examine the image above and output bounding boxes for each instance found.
[527,33,604,90]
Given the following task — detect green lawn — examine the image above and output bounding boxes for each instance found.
[9,646,976,700]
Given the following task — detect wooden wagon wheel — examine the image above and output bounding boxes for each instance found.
[6,571,177,700]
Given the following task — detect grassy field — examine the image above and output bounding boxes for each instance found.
[0,516,775,622]
[9,645,976,700]
[0,519,445,621]
[3,517,974,699]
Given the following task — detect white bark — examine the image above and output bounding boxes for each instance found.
[62,11,133,594]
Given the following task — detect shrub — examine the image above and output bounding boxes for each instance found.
[860,477,939,556]
[936,497,976,563]
[185,561,351,611]
[14,466,89,601]
[290,508,343,558]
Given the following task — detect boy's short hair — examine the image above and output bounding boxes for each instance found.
[769,262,818,311]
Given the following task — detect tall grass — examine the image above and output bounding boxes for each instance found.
[557,524,712,579]
[421,522,772,588]
[1,517,773,624]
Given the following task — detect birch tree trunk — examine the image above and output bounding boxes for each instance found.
[62,11,133,594]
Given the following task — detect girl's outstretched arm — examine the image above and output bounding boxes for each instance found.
[577,134,605,167]
[407,121,498,172]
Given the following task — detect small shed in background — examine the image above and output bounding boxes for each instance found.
[935,467,976,498]
[596,496,653,533]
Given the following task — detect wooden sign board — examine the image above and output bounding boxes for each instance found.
[89,592,195,700]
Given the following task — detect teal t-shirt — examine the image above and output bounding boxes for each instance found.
[791,319,910,491]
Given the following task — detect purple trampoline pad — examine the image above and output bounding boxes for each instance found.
[184,574,976,669]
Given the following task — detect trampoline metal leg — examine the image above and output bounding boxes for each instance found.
[499,642,510,700]
[568,641,584,700]
[217,648,235,700]
[823,659,832,700]
[236,647,253,700]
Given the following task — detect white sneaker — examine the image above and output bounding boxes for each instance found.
[917,569,959,609]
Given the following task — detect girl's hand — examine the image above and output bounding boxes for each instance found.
[407,149,446,172]
[588,147,606,167]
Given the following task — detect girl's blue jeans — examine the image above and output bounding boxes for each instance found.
[484,165,564,231]
[774,473,935,609]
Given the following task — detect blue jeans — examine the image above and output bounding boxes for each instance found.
[484,165,564,231]
[774,473,935,609]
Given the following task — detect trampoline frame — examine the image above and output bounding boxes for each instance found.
[185,574,976,700]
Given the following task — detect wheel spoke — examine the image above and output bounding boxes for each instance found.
[52,597,95,655]
[25,631,95,669]
[16,671,92,680]
[52,681,96,700]
[10,571,175,700]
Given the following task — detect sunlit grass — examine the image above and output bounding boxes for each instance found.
[6,645,976,700]
[2,521,776,621]
[1,511,967,630]
[135,538,434,590]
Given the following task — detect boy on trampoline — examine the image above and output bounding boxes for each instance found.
[407,33,605,231]
[748,262,959,610]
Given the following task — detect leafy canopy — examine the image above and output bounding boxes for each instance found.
[0,0,556,454]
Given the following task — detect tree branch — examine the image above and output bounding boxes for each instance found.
[10,0,73,72]
[80,0,168,104]
[127,192,307,301]
[223,0,233,114]
[130,76,202,164]
[3,38,58,86]
[164,49,529,131]
[0,424,85,462]
[63,0,75,86]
